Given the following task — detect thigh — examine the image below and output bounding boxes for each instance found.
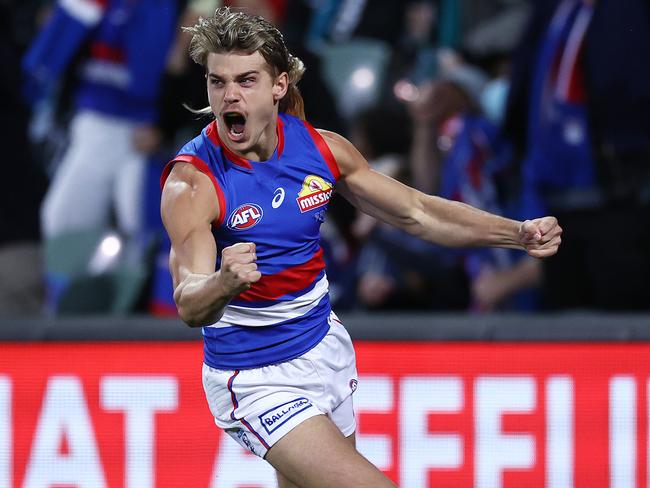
[276,432,357,488]
[266,416,395,488]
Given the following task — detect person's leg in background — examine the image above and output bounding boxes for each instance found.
[114,146,146,239]
[41,111,120,238]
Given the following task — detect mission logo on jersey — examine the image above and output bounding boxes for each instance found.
[296,175,333,213]
[227,203,264,230]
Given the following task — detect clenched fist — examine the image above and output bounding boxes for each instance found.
[519,217,563,258]
[219,242,262,296]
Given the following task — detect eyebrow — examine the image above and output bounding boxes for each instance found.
[207,70,260,80]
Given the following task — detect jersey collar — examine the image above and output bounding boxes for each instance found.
[205,116,285,171]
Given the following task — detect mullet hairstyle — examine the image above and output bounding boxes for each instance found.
[184,7,306,119]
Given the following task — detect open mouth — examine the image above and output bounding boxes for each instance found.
[223,112,246,140]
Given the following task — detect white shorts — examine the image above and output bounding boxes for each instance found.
[202,312,358,458]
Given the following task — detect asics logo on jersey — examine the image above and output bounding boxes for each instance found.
[227,203,263,230]
[272,187,285,208]
[296,175,333,213]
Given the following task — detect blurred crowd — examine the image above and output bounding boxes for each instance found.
[1,0,648,317]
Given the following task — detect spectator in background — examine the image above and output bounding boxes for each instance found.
[23,0,178,242]
[382,0,487,111]
[408,79,543,312]
[350,103,471,311]
[382,0,439,106]
[0,1,48,315]
[503,0,650,310]
[303,0,407,50]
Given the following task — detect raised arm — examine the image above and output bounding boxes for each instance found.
[161,162,260,326]
[322,130,561,258]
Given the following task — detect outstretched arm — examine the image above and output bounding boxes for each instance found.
[322,130,561,258]
[161,162,260,326]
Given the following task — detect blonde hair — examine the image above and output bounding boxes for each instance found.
[184,7,306,119]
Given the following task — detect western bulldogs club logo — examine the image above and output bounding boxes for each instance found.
[296,175,333,213]
[227,203,263,230]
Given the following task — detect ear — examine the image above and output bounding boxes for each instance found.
[272,72,289,101]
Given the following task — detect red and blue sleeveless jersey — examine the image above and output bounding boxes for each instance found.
[161,113,341,369]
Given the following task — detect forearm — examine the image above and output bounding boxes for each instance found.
[411,195,523,249]
[173,271,232,327]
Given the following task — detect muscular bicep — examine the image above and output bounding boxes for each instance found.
[160,163,220,288]
[319,129,422,229]
[337,167,422,229]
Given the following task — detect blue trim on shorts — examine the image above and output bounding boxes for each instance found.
[226,370,271,450]
[242,418,270,450]
[227,370,240,421]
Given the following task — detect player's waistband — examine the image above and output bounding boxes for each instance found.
[202,295,331,369]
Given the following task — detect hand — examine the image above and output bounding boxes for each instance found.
[472,267,508,313]
[471,258,542,312]
[357,272,395,308]
[132,124,163,155]
[519,217,562,258]
[219,242,261,296]
[407,80,470,127]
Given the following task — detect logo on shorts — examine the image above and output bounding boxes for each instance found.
[236,429,256,455]
[349,379,358,392]
[258,397,313,435]
[227,203,263,230]
[296,175,333,213]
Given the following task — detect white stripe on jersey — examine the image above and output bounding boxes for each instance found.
[207,274,329,328]
[60,0,104,26]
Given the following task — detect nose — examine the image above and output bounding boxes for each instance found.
[223,82,240,104]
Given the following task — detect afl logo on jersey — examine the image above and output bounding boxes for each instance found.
[297,175,333,213]
[227,203,263,230]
